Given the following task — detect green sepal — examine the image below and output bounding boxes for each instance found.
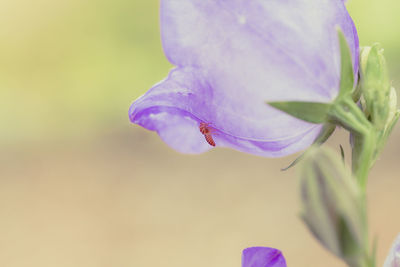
[337,29,355,98]
[383,110,400,140]
[268,101,331,124]
[281,124,335,171]
[374,109,400,163]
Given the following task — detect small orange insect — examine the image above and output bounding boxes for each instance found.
[199,122,216,147]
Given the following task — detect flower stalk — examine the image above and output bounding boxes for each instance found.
[328,96,375,190]
[270,31,398,267]
[301,39,399,267]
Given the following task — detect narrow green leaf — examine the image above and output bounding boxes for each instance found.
[281,154,304,171]
[338,28,355,97]
[281,124,335,171]
[340,144,345,163]
[268,101,331,124]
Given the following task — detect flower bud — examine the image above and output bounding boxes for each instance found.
[299,148,368,266]
[359,44,391,130]
[372,87,400,163]
[385,87,399,131]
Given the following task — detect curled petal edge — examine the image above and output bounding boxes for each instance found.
[129,69,323,157]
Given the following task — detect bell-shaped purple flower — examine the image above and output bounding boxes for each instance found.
[129,0,359,157]
[242,247,287,267]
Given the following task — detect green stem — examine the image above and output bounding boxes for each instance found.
[328,97,375,190]
[329,97,371,135]
[352,131,376,191]
[329,96,377,267]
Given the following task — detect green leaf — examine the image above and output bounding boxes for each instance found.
[338,28,355,97]
[268,101,331,124]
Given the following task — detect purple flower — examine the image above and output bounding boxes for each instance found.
[129,0,359,157]
[242,247,286,267]
[384,234,400,267]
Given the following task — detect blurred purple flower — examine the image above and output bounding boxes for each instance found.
[129,0,359,157]
[242,247,286,267]
[384,233,400,267]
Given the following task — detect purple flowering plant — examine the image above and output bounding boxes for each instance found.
[129,0,399,267]
[129,0,358,157]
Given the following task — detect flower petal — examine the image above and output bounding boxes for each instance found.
[242,247,287,267]
[130,0,359,156]
[130,67,322,156]
[384,233,400,267]
[130,68,211,154]
[161,0,359,100]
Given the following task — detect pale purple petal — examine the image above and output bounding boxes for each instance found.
[130,67,322,156]
[130,0,359,156]
[384,234,400,267]
[161,0,359,102]
[242,247,287,267]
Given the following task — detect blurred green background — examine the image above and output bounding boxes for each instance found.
[0,0,399,266]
